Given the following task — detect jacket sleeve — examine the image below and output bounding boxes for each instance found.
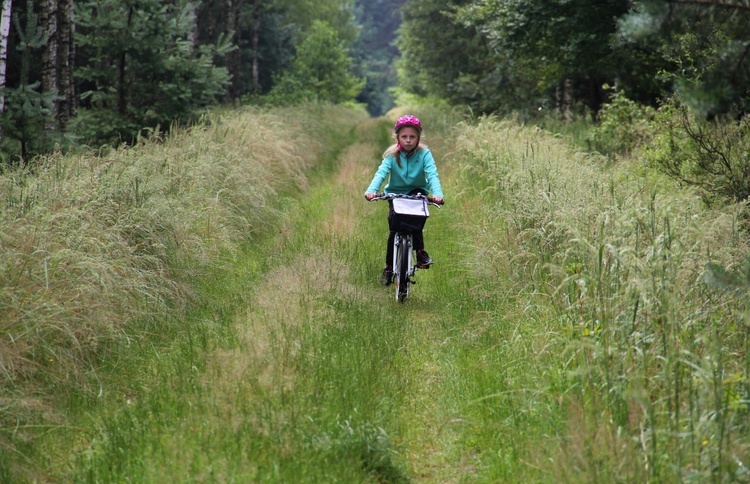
[365,156,393,194]
[423,150,444,198]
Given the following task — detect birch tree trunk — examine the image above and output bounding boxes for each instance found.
[40,0,58,130]
[0,0,12,140]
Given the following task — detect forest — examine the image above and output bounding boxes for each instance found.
[2,0,750,481]
[2,0,748,164]
[0,0,404,160]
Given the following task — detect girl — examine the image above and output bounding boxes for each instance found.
[364,115,445,285]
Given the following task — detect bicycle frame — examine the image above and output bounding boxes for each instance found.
[369,193,441,302]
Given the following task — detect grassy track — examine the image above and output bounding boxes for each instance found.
[8,108,748,481]
[70,114,543,482]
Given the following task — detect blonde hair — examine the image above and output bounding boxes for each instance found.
[382,134,428,167]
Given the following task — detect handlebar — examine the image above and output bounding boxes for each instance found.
[367,192,443,207]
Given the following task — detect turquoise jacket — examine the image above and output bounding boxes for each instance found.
[365,148,444,198]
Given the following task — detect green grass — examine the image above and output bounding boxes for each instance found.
[0,103,370,480]
[3,106,749,482]
[450,117,750,481]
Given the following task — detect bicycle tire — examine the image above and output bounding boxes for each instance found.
[395,234,410,301]
[392,234,402,299]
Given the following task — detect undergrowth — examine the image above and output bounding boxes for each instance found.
[0,103,368,480]
[453,116,750,481]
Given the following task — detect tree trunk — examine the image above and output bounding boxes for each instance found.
[58,0,75,130]
[251,0,260,93]
[185,0,198,53]
[556,78,573,122]
[225,0,243,100]
[40,0,58,131]
[0,0,12,140]
[119,6,134,116]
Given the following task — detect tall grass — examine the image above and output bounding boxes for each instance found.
[0,103,368,479]
[452,116,750,481]
[6,104,748,481]
[67,116,415,482]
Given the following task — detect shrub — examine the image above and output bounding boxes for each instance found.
[645,100,750,206]
[590,85,655,156]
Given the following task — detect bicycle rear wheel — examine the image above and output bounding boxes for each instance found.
[394,234,410,301]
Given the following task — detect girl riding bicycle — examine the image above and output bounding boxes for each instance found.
[364,115,445,285]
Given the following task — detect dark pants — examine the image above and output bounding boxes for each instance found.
[385,189,426,266]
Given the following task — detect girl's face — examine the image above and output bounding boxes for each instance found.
[397,127,420,152]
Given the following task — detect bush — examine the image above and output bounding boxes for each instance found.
[590,85,655,156]
[645,100,750,206]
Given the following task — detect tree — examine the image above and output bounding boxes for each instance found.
[353,0,407,115]
[196,0,244,101]
[647,100,750,205]
[0,0,55,162]
[618,0,750,117]
[393,0,682,118]
[193,0,358,101]
[268,19,363,104]
[225,0,243,100]
[397,0,511,114]
[275,0,358,45]
[250,0,261,92]
[39,0,57,129]
[0,0,11,142]
[74,0,231,143]
[57,0,75,131]
[453,0,670,117]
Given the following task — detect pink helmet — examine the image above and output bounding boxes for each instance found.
[394,115,422,134]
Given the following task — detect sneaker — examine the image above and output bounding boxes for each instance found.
[416,249,433,268]
[380,265,393,286]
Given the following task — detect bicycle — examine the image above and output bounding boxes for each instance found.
[369,193,442,302]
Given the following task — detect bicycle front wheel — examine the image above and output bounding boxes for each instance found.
[394,234,410,302]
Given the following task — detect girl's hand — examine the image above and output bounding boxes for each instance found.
[428,196,444,205]
[365,193,377,201]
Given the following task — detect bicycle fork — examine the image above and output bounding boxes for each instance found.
[393,233,415,301]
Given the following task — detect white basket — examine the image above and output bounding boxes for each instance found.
[391,198,429,232]
[392,198,430,217]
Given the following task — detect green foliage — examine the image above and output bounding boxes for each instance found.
[645,101,750,206]
[0,84,55,163]
[11,0,44,85]
[447,0,667,115]
[458,0,624,83]
[276,0,359,45]
[618,0,750,117]
[590,85,655,156]
[397,0,512,114]
[0,1,55,162]
[400,0,750,121]
[267,20,364,105]
[74,0,230,144]
[352,0,406,115]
